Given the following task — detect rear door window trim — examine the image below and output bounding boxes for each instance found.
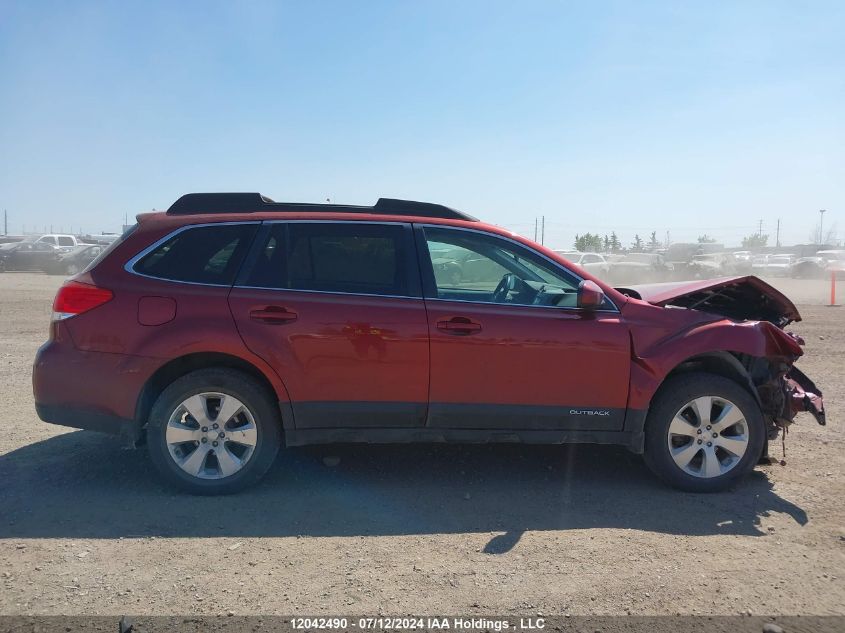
[234,219,423,299]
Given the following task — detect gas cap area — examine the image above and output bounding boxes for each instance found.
[137,296,177,326]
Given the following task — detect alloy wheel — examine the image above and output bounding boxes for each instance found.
[165,392,258,479]
[667,395,749,478]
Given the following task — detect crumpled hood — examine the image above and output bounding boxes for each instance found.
[616,276,801,326]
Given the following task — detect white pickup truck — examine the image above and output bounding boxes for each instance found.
[28,234,80,251]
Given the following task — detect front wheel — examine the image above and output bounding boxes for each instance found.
[643,373,765,492]
[147,368,281,494]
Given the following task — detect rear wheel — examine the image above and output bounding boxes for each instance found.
[643,373,765,492]
[65,262,80,275]
[147,368,281,494]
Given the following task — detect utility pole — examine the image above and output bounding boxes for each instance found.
[819,209,827,244]
[541,216,545,245]
[757,219,764,237]
[776,218,781,247]
[534,217,538,242]
[3,209,6,236]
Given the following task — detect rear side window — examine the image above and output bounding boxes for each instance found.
[134,224,258,285]
[243,223,415,297]
[57,236,75,246]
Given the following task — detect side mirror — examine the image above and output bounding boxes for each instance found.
[577,280,605,309]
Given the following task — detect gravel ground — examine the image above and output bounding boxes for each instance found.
[0,272,843,617]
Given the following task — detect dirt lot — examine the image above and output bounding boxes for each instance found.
[0,272,843,617]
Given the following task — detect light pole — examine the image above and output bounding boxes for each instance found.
[819,209,827,244]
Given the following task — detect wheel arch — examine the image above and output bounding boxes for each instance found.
[626,350,768,454]
[659,351,763,409]
[133,352,290,445]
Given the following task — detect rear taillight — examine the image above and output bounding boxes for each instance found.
[52,281,113,320]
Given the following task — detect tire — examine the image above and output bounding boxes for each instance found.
[643,372,765,492]
[65,263,80,275]
[147,368,281,494]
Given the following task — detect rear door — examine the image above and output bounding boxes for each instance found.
[417,225,631,431]
[228,221,430,429]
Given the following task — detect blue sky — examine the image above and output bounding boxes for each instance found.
[1,1,842,248]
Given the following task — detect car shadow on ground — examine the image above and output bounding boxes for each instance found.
[0,431,807,553]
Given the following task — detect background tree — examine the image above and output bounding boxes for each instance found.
[741,233,769,249]
[574,232,603,252]
[631,234,644,252]
[648,231,660,251]
[610,232,622,252]
[697,234,717,243]
[603,234,610,251]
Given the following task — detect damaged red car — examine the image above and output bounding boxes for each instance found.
[32,194,825,494]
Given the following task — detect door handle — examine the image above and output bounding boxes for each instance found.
[436,317,482,335]
[249,306,298,324]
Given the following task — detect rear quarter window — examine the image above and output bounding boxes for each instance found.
[133,224,258,285]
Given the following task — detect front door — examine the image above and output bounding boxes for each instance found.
[418,225,631,431]
[229,221,429,429]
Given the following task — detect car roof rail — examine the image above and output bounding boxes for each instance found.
[165,193,478,221]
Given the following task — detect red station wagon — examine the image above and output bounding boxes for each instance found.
[33,193,826,494]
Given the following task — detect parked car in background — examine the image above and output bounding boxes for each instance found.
[790,256,828,279]
[765,254,796,276]
[751,254,769,274]
[689,252,737,278]
[732,250,753,272]
[818,250,845,268]
[43,244,104,275]
[0,240,58,271]
[32,192,825,495]
[608,252,673,283]
[554,251,610,278]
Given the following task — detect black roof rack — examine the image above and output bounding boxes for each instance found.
[165,193,478,221]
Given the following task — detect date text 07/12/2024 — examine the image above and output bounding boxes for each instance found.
[291,617,546,631]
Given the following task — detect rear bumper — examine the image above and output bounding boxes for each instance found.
[33,333,157,444]
[35,403,139,444]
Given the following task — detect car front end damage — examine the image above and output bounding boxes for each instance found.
[621,275,826,451]
[755,346,826,430]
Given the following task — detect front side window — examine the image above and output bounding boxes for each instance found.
[244,222,414,297]
[57,236,75,246]
[423,226,598,308]
[134,223,258,285]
